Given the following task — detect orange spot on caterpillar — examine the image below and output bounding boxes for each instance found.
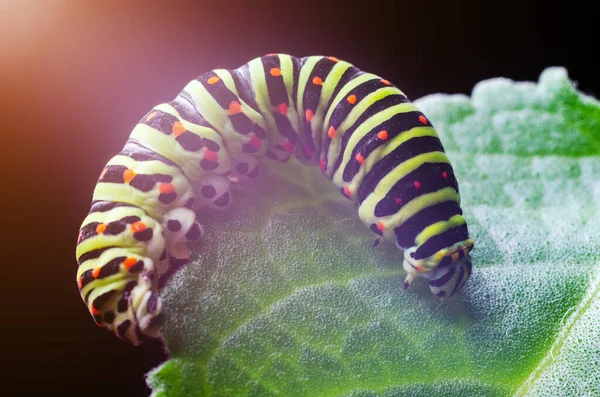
[77,277,82,289]
[418,115,428,124]
[381,79,391,86]
[319,159,326,172]
[414,181,421,188]
[172,121,186,137]
[99,168,108,181]
[376,222,385,232]
[328,126,336,139]
[123,169,136,183]
[377,130,388,140]
[304,145,313,158]
[416,265,424,272]
[95,223,107,235]
[305,109,314,122]
[327,56,339,62]
[249,135,262,149]
[204,149,218,162]
[395,198,402,204]
[92,267,101,279]
[159,183,175,194]
[442,171,448,179]
[343,186,352,198]
[265,53,277,56]
[312,76,323,85]
[207,76,220,84]
[123,257,138,270]
[77,230,83,243]
[130,221,147,233]
[145,111,158,122]
[228,101,242,115]
[281,140,295,153]
[91,305,100,315]
[347,94,357,104]
[276,102,288,115]
[355,153,364,164]
[270,68,282,77]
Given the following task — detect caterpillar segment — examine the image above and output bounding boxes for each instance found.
[76,54,474,344]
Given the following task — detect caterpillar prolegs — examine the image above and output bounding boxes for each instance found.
[76,54,474,344]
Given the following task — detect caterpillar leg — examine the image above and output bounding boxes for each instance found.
[231,153,260,180]
[193,175,232,210]
[426,255,473,298]
[158,250,192,290]
[158,207,202,277]
[402,272,416,290]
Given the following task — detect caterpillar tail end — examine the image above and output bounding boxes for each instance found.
[110,277,164,346]
[401,246,473,299]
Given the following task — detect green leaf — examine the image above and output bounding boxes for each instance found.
[147,67,600,396]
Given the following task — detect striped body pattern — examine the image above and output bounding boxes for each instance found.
[76,54,474,344]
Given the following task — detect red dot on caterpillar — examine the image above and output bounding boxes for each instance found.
[95,223,107,235]
[328,126,336,138]
[172,121,186,137]
[203,150,218,162]
[249,135,262,149]
[377,130,388,140]
[442,171,448,179]
[355,153,365,164]
[228,101,242,115]
[281,140,295,153]
[304,145,314,158]
[123,257,138,270]
[305,109,314,122]
[418,115,428,124]
[347,94,357,104]
[276,102,288,115]
[99,168,108,181]
[146,111,158,122]
[123,169,136,183]
[343,186,352,198]
[130,221,147,233]
[414,181,421,188]
[159,183,175,194]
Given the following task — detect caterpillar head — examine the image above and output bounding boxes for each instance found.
[110,269,163,345]
[425,254,472,298]
[402,240,474,298]
[81,254,164,345]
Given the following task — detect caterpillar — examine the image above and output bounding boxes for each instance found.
[76,54,474,344]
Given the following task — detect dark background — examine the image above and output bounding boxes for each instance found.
[1,0,597,395]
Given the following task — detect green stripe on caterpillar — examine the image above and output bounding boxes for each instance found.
[76,54,474,345]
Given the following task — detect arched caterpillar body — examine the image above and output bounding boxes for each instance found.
[76,54,474,344]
